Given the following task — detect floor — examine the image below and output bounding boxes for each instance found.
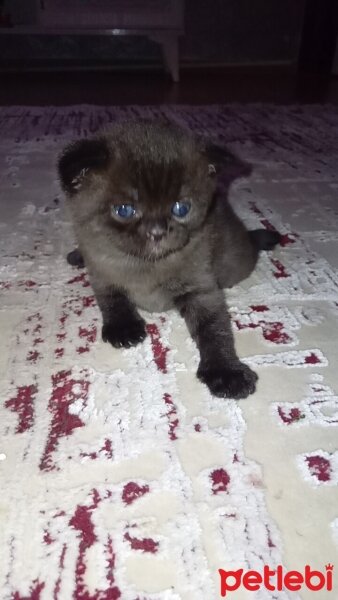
[1,66,338,106]
[1,63,338,598]
[1,103,338,599]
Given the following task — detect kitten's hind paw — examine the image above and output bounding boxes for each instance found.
[249,229,282,251]
[197,362,258,399]
[102,318,147,349]
[67,248,85,268]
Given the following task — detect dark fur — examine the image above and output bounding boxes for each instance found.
[58,120,281,399]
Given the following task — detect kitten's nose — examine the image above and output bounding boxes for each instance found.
[146,223,166,242]
[147,231,164,242]
[148,233,164,242]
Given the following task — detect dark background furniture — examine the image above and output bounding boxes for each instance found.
[0,0,184,81]
[298,0,338,76]
[1,0,338,106]
[1,0,305,70]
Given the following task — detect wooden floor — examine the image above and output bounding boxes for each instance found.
[1,66,338,106]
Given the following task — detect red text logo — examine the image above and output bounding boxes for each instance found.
[219,564,334,596]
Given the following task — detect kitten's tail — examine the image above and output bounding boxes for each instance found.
[249,229,282,251]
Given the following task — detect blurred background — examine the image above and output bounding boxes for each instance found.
[0,0,337,105]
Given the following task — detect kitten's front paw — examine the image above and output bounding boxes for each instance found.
[102,318,147,348]
[197,362,258,399]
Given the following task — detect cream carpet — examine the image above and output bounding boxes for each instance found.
[0,105,337,599]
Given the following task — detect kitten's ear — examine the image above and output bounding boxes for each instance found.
[204,143,252,181]
[58,137,110,195]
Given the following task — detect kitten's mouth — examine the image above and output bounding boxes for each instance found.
[145,241,171,260]
[125,232,188,261]
[144,237,188,261]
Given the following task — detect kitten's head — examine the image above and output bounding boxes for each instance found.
[58,120,250,261]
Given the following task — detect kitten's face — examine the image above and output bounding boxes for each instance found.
[58,121,249,262]
[102,154,215,261]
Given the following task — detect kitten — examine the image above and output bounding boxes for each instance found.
[58,120,281,399]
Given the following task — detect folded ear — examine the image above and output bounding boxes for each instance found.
[58,137,110,195]
[204,143,252,182]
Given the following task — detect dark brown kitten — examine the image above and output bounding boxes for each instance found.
[58,120,281,399]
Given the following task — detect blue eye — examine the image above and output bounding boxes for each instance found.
[171,201,191,218]
[112,204,136,219]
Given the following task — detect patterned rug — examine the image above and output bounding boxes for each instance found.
[0,105,338,600]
